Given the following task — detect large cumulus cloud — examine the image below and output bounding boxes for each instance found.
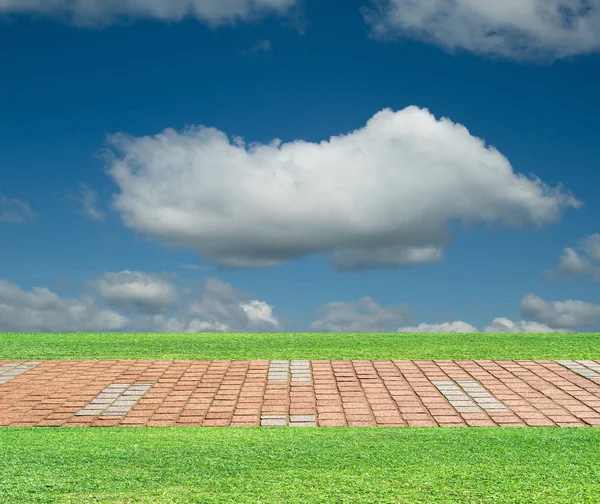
[107,106,579,272]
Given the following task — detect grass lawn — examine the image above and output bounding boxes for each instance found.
[1,331,600,360]
[2,427,600,503]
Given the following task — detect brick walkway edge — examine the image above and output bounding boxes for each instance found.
[1,360,600,427]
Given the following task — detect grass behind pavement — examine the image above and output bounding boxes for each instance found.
[1,332,600,360]
[1,427,600,503]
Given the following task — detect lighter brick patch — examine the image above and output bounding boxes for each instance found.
[259,414,316,427]
[556,360,600,381]
[575,360,600,375]
[289,414,316,427]
[260,415,287,426]
[455,380,508,413]
[76,383,152,416]
[0,361,41,385]
[268,360,313,383]
[290,360,312,382]
[268,360,289,382]
[432,380,480,413]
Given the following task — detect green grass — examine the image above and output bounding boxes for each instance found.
[1,332,599,360]
[1,427,599,503]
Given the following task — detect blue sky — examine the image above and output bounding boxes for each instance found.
[1,0,599,333]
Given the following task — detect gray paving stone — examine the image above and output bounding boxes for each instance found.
[433,381,480,413]
[451,400,476,408]
[474,398,502,404]
[290,361,312,382]
[577,360,600,372]
[556,360,600,379]
[0,361,41,384]
[289,422,316,427]
[112,401,138,407]
[455,407,481,413]
[75,383,151,417]
[290,415,315,422]
[76,409,106,416]
[104,405,130,412]
[261,418,287,426]
[456,381,509,413]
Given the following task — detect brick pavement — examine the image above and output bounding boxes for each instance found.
[1,359,600,427]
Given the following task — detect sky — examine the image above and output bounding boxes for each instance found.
[0,0,599,333]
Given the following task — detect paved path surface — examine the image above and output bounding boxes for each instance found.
[1,359,600,427]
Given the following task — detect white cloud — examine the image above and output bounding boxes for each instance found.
[2,273,596,334]
[483,316,568,333]
[397,321,478,332]
[141,299,281,333]
[520,293,600,328]
[310,297,412,332]
[583,233,600,262]
[92,271,180,314]
[77,183,105,221]
[0,279,129,332]
[0,193,37,223]
[107,106,579,271]
[0,274,281,332]
[186,277,280,331]
[135,314,233,333]
[362,0,600,61]
[556,248,600,279]
[240,300,279,325]
[0,0,297,26]
[550,233,600,280]
[396,318,568,333]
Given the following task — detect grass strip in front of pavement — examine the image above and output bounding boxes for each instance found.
[1,427,599,503]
